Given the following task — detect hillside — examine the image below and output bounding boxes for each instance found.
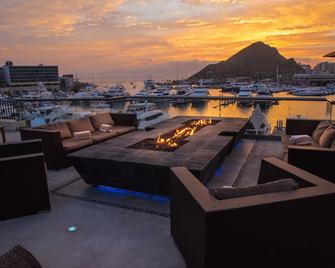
[189,42,304,80]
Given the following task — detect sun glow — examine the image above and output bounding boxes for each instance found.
[0,0,334,76]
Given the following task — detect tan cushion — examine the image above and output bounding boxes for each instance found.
[312,121,331,143]
[67,117,94,134]
[62,138,93,152]
[90,113,115,130]
[113,126,136,135]
[209,178,299,200]
[92,130,118,143]
[39,122,72,139]
[319,125,335,148]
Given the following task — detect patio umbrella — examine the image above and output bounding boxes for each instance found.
[324,51,335,57]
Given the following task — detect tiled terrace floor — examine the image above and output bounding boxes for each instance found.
[0,132,283,268]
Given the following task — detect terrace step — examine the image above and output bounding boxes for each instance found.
[206,139,256,187]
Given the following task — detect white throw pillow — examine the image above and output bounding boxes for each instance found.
[99,124,113,132]
[289,135,312,145]
[73,130,92,140]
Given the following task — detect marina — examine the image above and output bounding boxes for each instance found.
[2,80,334,134]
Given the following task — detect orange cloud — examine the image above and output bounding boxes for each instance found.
[0,0,334,78]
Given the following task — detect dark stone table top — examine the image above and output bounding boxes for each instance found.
[69,116,249,169]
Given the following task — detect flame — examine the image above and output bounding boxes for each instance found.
[155,118,213,149]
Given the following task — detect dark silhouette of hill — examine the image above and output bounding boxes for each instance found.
[189,42,304,80]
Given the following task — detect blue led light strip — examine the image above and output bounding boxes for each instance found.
[96,185,170,203]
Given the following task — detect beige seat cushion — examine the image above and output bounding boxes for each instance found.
[113,126,136,135]
[319,126,335,148]
[312,121,331,143]
[62,138,93,152]
[209,178,299,200]
[92,130,118,143]
[90,113,115,130]
[39,122,72,139]
[67,117,94,134]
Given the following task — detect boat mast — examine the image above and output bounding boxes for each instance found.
[276,65,279,91]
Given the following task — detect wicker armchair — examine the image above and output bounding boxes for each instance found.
[170,158,335,268]
[0,140,50,221]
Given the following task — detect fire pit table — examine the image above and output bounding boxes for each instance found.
[69,116,249,196]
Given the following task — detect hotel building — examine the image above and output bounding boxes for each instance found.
[1,61,60,90]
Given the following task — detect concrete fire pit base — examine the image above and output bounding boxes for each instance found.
[69,116,249,196]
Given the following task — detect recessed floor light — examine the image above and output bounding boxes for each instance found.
[67,226,77,232]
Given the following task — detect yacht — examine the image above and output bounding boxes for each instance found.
[135,89,151,97]
[103,84,129,98]
[237,85,253,106]
[70,91,103,99]
[41,106,91,124]
[69,84,103,99]
[90,102,111,112]
[256,84,272,96]
[291,87,332,96]
[144,78,156,91]
[126,102,169,130]
[171,86,193,105]
[148,86,171,102]
[189,87,210,102]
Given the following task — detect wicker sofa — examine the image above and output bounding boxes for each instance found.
[20,113,137,169]
[282,118,335,182]
[170,158,335,268]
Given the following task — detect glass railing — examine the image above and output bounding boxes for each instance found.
[1,95,334,136]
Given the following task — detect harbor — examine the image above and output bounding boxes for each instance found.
[1,77,335,136]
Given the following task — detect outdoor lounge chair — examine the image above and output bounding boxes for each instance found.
[0,140,50,221]
[170,157,335,268]
[282,118,335,182]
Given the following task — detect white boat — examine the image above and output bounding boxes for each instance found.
[189,87,209,102]
[291,87,332,96]
[90,102,111,111]
[144,78,156,90]
[134,88,151,97]
[69,84,103,99]
[70,91,103,99]
[103,84,129,97]
[134,77,158,97]
[43,106,92,123]
[126,102,169,130]
[171,86,193,105]
[148,87,171,102]
[237,85,253,106]
[256,84,272,96]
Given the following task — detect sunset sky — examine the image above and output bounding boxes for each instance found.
[0,0,334,80]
